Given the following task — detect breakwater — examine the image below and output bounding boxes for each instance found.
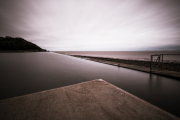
[72,55,180,72]
[70,55,180,79]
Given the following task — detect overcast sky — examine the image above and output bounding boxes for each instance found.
[0,0,180,51]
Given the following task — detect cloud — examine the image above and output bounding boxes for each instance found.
[0,0,180,51]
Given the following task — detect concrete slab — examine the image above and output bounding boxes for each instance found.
[0,79,179,120]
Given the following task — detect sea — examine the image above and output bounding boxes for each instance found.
[55,51,180,63]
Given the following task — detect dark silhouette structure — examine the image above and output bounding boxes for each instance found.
[150,54,180,72]
[0,36,46,52]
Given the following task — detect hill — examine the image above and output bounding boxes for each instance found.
[0,36,47,52]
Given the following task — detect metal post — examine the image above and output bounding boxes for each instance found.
[150,55,153,72]
[161,54,163,70]
[160,54,162,70]
[158,55,160,70]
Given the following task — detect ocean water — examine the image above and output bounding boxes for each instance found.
[55,51,180,63]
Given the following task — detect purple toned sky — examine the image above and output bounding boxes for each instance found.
[0,0,180,51]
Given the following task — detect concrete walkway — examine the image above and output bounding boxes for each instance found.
[73,56,180,79]
[0,79,179,120]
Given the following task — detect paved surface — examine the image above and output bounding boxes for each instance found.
[0,79,179,120]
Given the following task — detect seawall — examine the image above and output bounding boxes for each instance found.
[69,55,180,80]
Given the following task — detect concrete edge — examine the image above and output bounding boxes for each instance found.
[65,54,180,80]
[1,79,179,119]
[92,59,180,80]
[104,80,180,119]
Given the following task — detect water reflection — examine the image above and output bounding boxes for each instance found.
[0,52,180,117]
[148,74,162,91]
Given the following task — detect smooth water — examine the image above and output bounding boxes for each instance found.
[0,52,180,117]
[56,51,180,62]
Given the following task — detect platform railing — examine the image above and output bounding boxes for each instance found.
[150,54,180,72]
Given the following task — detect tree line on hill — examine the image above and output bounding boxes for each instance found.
[0,36,47,52]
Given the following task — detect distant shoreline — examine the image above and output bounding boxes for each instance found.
[0,36,47,52]
[0,50,48,53]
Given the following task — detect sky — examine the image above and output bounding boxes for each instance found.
[0,0,180,51]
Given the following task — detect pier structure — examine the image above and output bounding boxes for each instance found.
[0,79,179,120]
[69,54,180,79]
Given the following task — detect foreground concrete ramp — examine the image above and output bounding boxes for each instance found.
[0,79,179,120]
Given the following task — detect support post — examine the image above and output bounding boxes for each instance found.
[150,55,153,72]
[161,54,163,70]
[158,55,161,70]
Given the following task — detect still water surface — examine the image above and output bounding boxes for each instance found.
[0,52,180,117]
